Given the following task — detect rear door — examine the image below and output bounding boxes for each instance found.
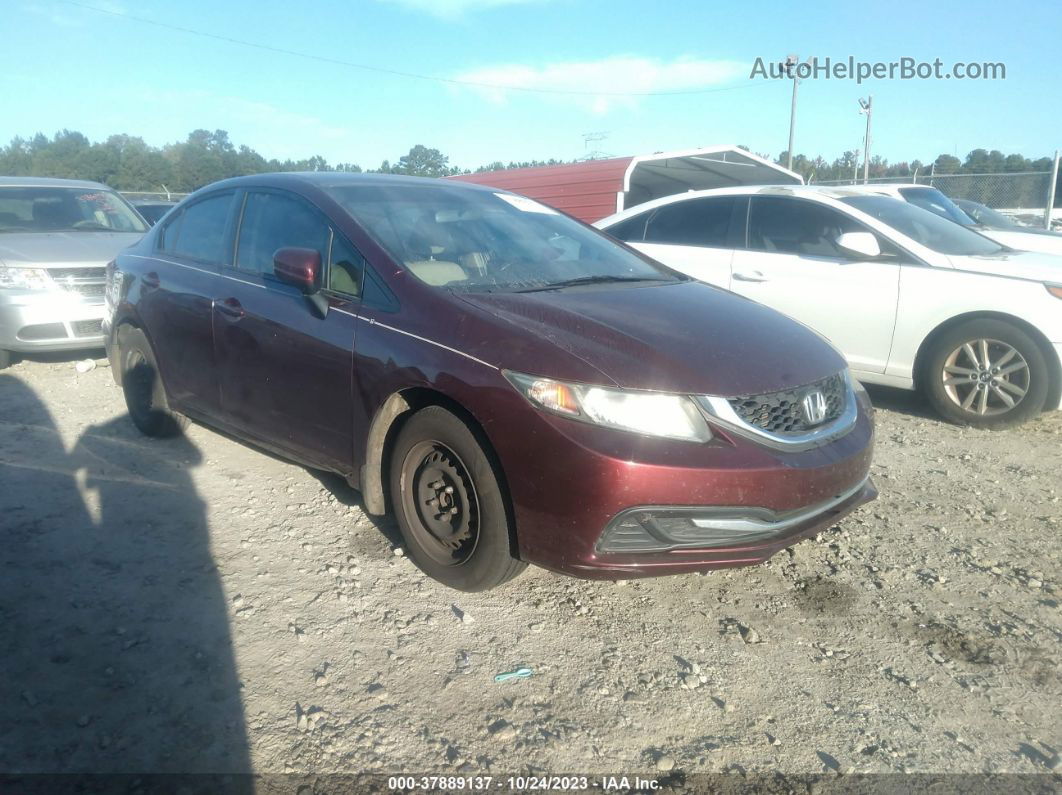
[728,196,900,374]
[138,191,237,415]
[608,196,741,289]
[212,189,362,474]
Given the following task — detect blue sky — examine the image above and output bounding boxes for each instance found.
[5,0,1060,170]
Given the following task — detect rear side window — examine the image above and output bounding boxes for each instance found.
[644,197,737,247]
[170,193,235,263]
[748,197,864,258]
[236,191,331,275]
[605,213,650,242]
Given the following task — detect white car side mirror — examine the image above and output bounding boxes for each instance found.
[835,231,881,259]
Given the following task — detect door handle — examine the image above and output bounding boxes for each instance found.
[733,270,769,283]
[216,297,245,319]
[142,272,160,289]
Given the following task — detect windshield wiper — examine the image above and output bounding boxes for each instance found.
[514,274,667,293]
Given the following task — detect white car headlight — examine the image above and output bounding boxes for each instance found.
[504,370,712,442]
[0,266,53,291]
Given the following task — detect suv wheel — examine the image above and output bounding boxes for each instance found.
[922,319,1050,428]
[389,406,526,591]
[118,325,187,437]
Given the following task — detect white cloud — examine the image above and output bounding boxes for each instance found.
[376,0,548,17]
[452,56,747,112]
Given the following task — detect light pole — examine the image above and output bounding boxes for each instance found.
[785,54,799,172]
[858,96,873,184]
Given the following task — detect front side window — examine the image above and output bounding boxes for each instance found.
[841,195,1005,256]
[324,183,680,293]
[0,186,147,234]
[171,193,235,263]
[749,197,867,258]
[236,191,331,275]
[644,197,737,247]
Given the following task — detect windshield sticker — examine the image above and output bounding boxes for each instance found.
[494,193,559,215]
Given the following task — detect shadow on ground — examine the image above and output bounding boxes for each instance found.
[0,373,250,775]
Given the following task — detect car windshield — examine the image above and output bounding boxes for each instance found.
[841,195,1006,256]
[0,186,148,234]
[898,187,975,225]
[325,182,682,293]
[955,200,1021,229]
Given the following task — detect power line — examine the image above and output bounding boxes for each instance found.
[54,0,768,99]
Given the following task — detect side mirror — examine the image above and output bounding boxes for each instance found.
[835,231,881,260]
[273,247,321,293]
[273,247,328,318]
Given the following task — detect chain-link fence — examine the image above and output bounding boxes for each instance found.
[815,171,1060,229]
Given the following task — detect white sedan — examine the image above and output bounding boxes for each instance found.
[596,185,1062,428]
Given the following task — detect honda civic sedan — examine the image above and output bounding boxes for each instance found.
[104,173,875,591]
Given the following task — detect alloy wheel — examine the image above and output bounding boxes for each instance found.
[400,440,480,566]
[941,338,1030,417]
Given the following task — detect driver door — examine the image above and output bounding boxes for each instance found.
[728,196,900,374]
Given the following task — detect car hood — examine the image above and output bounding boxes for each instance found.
[976,228,1062,257]
[947,249,1062,282]
[0,231,143,266]
[457,281,847,397]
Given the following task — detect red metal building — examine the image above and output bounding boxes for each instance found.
[450,146,802,223]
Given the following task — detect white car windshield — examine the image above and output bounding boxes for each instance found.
[841,195,1006,257]
[325,183,682,293]
[897,187,975,226]
[0,186,147,234]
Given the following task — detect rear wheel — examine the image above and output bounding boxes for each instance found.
[118,325,187,437]
[921,319,1050,429]
[389,406,526,591]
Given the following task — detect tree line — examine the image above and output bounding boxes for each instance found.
[0,128,1055,194]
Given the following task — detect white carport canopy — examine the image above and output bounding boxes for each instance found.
[621,146,803,212]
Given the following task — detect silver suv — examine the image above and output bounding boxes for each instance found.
[0,177,147,368]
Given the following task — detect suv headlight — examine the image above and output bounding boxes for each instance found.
[0,266,53,290]
[504,370,712,442]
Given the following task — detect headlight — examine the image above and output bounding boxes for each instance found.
[0,266,53,290]
[504,370,712,442]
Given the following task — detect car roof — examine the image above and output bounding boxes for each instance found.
[0,175,114,190]
[200,171,500,195]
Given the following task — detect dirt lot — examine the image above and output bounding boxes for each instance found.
[1,353,1059,783]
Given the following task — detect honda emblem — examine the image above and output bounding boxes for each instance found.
[802,390,828,426]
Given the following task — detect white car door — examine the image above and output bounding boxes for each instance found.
[728,196,901,374]
[605,195,741,290]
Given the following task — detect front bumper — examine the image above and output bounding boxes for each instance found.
[0,289,106,353]
[491,388,876,580]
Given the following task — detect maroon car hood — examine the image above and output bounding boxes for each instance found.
[457,281,846,397]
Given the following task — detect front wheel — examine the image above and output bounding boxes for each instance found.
[921,319,1050,429]
[118,325,187,437]
[389,406,526,591]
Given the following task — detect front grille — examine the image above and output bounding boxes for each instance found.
[727,373,847,435]
[17,322,67,341]
[47,267,106,303]
[72,319,104,337]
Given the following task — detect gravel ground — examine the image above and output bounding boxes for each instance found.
[1,353,1059,783]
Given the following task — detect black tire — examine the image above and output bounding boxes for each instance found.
[389,406,526,591]
[117,325,187,438]
[0,349,11,370]
[921,318,1050,429]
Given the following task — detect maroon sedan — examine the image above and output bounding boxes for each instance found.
[104,173,875,591]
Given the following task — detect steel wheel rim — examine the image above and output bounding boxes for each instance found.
[400,440,480,567]
[941,338,1030,417]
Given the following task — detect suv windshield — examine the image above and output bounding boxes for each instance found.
[841,195,1005,256]
[0,186,147,234]
[325,183,681,293]
[897,187,975,226]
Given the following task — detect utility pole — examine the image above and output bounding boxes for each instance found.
[785,54,799,172]
[858,96,873,184]
[1045,150,1060,231]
